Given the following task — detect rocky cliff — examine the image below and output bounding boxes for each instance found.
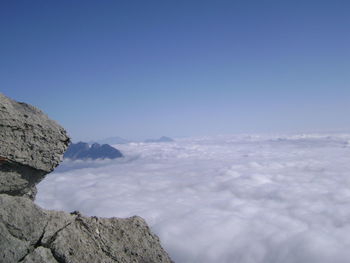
[0,93,172,263]
[0,93,69,200]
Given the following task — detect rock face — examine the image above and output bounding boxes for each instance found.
[64,142,123,160]
[0,195,172,263]
[0,93,172,263]
[0,93,70,199]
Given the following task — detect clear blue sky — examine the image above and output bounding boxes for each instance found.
[1,0,349,141]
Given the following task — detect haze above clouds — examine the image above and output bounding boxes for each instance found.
[37,134,350,263]
[2,1,350,140]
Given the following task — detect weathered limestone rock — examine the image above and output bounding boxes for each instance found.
[21,247,58,263]
[0,94,173,262]
[0,194,172,263]
[0,93,70,199]
[0,194,47,262]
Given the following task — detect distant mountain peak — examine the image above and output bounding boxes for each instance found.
[144,136,174,143]
[64,142,123,160]
[89,136,129,145]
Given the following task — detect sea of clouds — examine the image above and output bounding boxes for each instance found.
[36,134,350,263]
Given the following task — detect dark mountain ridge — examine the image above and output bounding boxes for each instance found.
[64,142,123,160]
[90,136,129,145]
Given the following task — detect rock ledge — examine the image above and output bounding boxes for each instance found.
[0,194,172,263]
[0,94,172,263]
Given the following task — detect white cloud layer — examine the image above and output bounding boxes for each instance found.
[36,133,350,263]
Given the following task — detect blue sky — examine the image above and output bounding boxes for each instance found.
[1,0,349,141]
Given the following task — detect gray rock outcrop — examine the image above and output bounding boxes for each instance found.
[0,93,172,263]
[0,194,172,263]
[0,93,69,199]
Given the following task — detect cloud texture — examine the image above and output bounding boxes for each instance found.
[36,134,350,263]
